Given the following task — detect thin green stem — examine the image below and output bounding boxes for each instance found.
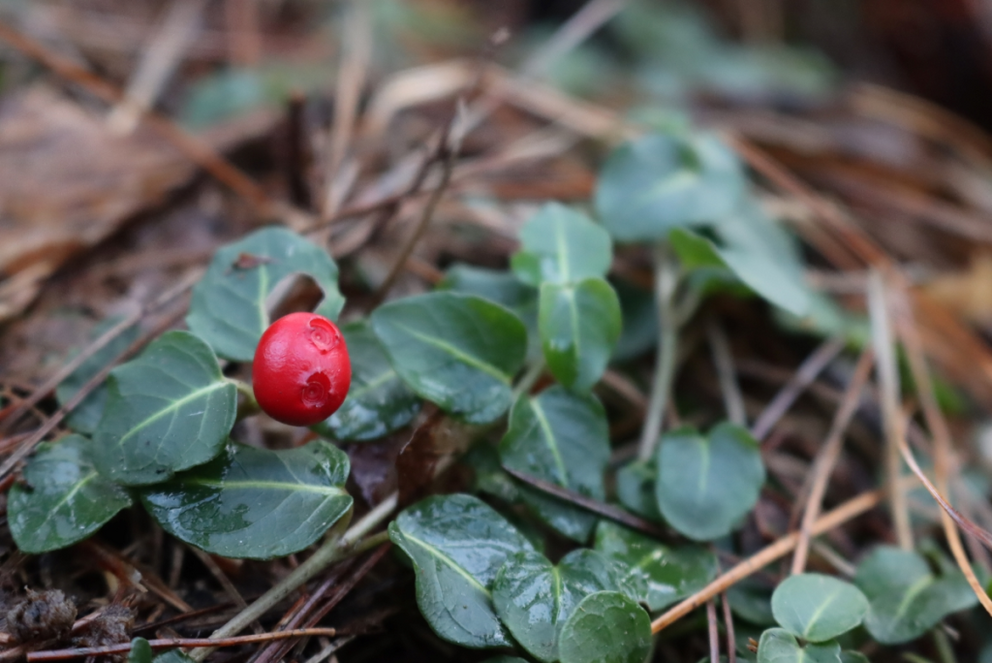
[512,359,546,401]
[189,493,398,662]
[229,378,261,420]
[637,243,680,463]
[932,628,958,663]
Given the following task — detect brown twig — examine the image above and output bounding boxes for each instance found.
[791,348,874,575]
[0,268,199,437]
[0,291,191,483]
[26,628,340,661]
[651,478,916,633]
[895,290,992,620]
[502,467,667,538]
[706,599,720,663]
[750,337,846,441]
[867,270,914,550]
[721,592,737,663]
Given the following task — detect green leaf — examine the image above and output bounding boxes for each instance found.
[854,546,978,644]
[8,435,131,554]
[558,591,652,663]
[92,331,236,486]
[140,440,352,559]
[539,278,621,391]
[595,133,746,243]
[669,204,810,316]
[388,493,534,648]
[153,652,195,663]
[499,386,610,542]
[594,520,718,611]
[371,292,527,424]
[771,573,868,643]
[186,227,345,361]
[756,628,842,663]
[56,317,141,435]
[840,653,870,663]
[465,443,520,505]
[511,202,613,286]
[615,459,661,522]
[128,637,153,663]
[655,423,765,541]
[727,578,777,626]
[481,658,529,663]
[312,321,420,442]
[493,549,640,662]
[613,280,658,362]
[439,263,540,362]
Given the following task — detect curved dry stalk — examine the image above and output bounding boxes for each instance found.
[791,348,874,575]
[896,294,992,621]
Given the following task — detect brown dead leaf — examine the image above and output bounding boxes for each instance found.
[923,253,992,325]
[0,86,276,322]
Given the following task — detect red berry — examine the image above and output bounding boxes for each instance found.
[252,312,351,426]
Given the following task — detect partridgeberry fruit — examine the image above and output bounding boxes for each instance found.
[252,312,351,426]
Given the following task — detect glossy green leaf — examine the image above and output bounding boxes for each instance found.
[153,652,194,663]
[499,386,610,542]
[854,546,978,644]
[771,573,868,642]
[312,321,419,442]
[140,440,352,559]
[511,203,612,286]
[440,263,540,362]
[388,493,534,648]
[539,278,621,391]
[615,459,661,522]
[727,578,777,626]
[757,628,842,663]
[186,227,345,361]
[92,331,236,486]
[558,591,652,663]
[595,133,746,242]
[655,423,765,541]
[493,549,641,663]
[481,658,529,663]
[371,292,527,424]
[594,520,717,611]
[56,317,141,435]
[128,637,153,663]
[8,435,131,553]
[669,204,810,316]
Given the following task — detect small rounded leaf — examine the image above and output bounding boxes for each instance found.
[655,423,765,541]
[595,133,746,242]
[854,546,978,644]
[757,628,842,663]
[539,278,621,391]
[499,387,611,542]
[771,573,868,643]
[9,435,131,553]
[312,320,420,442]
[92,331,237,486]
[56,317,141,435]
[388,494,534,649]
[186,227,345,361]
[511,202,613,286]
[140,440,352,559]
[558,591,652,663]
[492,549,638,663]
[372,292,527,424]
[595,520,717,612]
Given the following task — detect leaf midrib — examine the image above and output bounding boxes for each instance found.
[390,322,511,383]
[112,381,230,451]
[176,478,346,496]
[401,532,490,594]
